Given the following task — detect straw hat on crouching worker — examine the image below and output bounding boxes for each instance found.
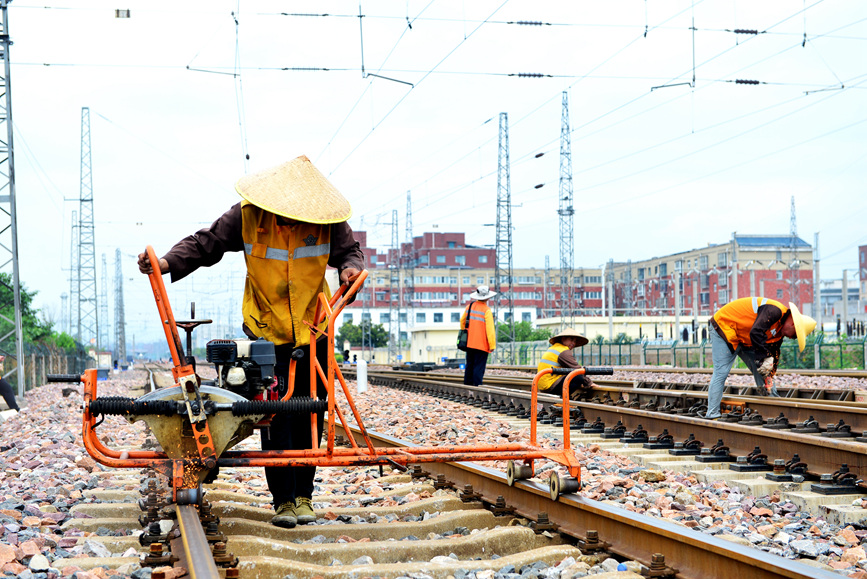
[788,302,817,352]
[235,155,352,224]
[549,327,589,347]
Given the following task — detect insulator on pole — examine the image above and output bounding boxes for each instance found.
[734,79,760,85]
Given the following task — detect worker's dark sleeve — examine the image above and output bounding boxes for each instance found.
[749,303,785,360]
[328,221,365,276]
[558,349,592,387]
[162,203,244,283]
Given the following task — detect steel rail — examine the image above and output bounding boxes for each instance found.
[361,371,867,477]
[334,426,841,579]
[488,364,867,378]
[176,504,221,578]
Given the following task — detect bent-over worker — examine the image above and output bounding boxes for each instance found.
[138,155,364,528]
[703,297,816,419]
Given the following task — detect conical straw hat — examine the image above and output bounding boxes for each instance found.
[549,327,589,347]
[235,155,352,224]
[788,302,817,352]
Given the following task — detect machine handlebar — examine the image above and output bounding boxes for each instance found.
[550,366,614,376]
[46,374,82,383]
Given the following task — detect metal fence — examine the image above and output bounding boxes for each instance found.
[3,342,91,393]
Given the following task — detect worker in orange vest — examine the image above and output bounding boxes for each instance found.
[703,297,816,419]
[459,285,497,386]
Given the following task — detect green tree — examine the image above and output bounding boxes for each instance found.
[0,273,54,344]
[496,321,553,343]
[337,320,389,348]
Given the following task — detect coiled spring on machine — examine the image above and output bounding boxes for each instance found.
[88,396,178,416]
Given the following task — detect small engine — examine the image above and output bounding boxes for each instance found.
[206,338,276,400]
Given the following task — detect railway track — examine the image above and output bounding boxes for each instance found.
[56,368,846,578]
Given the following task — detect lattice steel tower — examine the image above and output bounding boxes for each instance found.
[558,91,575,327]
[404,190,414,327]
[789,196,800,307]
[0,1,24,392]
[98,253,109,352]
[77,107,99,348]
[114,248,126,365]
[387,210,400,364]
[493,112,515,360]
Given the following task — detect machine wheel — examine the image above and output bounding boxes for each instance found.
[549,472,580,500]
[506,461,534,486]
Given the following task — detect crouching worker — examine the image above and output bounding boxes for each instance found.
[536,328,594,400]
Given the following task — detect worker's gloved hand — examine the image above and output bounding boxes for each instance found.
[137,251,169,275]
[757,357,774,376]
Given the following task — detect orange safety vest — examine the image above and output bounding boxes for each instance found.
[712,297,787,351]
[240,201,332,346]
[465,301,493,352]
[536,342,570,391]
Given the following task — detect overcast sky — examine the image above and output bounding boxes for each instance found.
[8,0,867,346]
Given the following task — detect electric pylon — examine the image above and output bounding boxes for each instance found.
[0,1,25,393]
[789,196,800,307]
[98,253,109,352]
[558,91,575,328]
[494,112,515,361]
[77,107,99,350]
[404,190,415,330]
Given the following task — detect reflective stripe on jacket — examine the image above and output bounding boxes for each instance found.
[461,301,495,352]
[536,343,570,391]
[712,296,787,352]
[241,201,331,346]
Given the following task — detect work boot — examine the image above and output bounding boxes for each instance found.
[271,501,297,528]
[295,496,316,524]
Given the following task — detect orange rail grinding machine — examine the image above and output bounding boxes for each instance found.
[48,246,613,504]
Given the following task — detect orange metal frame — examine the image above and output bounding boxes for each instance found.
[79,245,588,496]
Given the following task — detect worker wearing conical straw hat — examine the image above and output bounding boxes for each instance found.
[703,297,816,419]
[138,155,365,528]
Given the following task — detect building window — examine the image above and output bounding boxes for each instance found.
[436,255,446,264]
[462,276,470,284]
[343,313,353,324]
[448,241,456,249]
[379,313,390,323]
[416,313,426,323]
[504,312,512,322]
[675,260,683,272]
[449,277,457,284]
[456,255,466,266]
[776,289,784,299]
[522,312,532,322]
[434,313,443,323]
[659,263,667,277]
[477,276,485,284]
[399,312,407,323]
[399,332,408,341]
[362,312,371,321]
[700,292,709,305]
[451,312,460,322]
[776,250,782,260]
[776,271,783,280]
[420,255,429,264]
[699,255,708,270]
[479,255,488,263]
[718,253,727,268]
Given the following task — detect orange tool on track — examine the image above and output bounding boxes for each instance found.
[48,245,612,502]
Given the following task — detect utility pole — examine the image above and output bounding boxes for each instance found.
[731,232,739,301]
[404,190,414,334]
[813,232,821,330]
[388,210,400,364]
[68,210,78,339]
[607,258,614,340]
[543,255,550,318]
[98,253,109,354]
[789,196,799,307]
[493,112,515,362]
[78,107,99,352]
[558,91,575,329]
[0,1,24,394]
[114,248,127,366]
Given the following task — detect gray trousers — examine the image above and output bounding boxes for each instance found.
[707,325,775,417]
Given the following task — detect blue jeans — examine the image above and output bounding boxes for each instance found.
[707,326,773,417]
